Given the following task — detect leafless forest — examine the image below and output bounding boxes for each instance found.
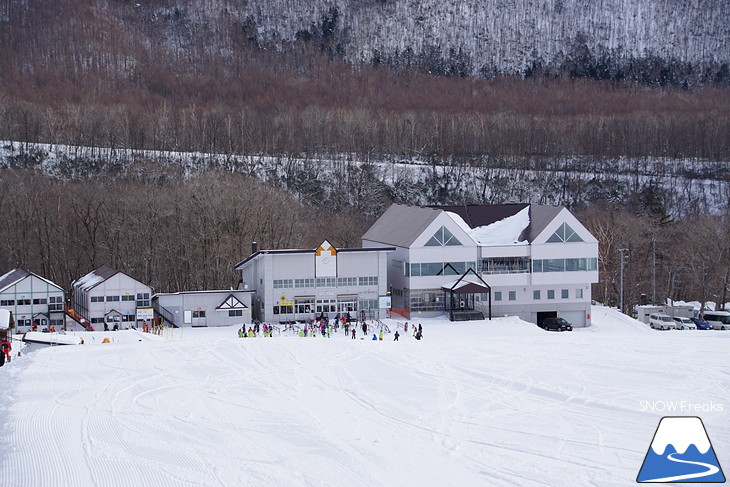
[0,0,728,310]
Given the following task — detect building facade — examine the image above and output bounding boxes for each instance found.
[153,290,254,328]
[72,265,153,329]
[235,241,393,323]
[0,268,65,333]
[361,204,599,327]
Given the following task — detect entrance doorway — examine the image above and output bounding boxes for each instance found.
[536,311,557,327]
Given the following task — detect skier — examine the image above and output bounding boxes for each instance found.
[351,328,356,339]
[372,334,377,341]
[1,337,11,363]
[361,322,367,335]
[378,330,383,341]
[394,330,400,341]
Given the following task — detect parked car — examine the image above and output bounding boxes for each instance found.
[672,317,696,330]
[540,317,573,332]
[703,311,730,330]
[690,317,713,330]
[649,313,675,330]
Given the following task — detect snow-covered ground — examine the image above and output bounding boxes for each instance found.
[0,306,727,486]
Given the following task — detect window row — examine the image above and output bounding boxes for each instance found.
[401,257,597,277]
[479,257,530,274]
[1,297,64,306]
[89,294,143,303]
[405,262,477,277]
[493,288,585,301]
[273,277,377,289]
[532,258,598,273]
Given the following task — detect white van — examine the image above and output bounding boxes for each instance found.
[649,313,675,330]
[703,311,730,330]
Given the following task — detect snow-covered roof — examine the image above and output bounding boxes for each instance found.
[446,206,530,246]
[74,265,120,292]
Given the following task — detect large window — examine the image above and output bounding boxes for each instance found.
[295,298,314,314]
[294,278,315,288]
[273,279,293,289]
[315,277,336,288]
[337,277,358,287]
[425,226,462,247]
[358,276,378,286]
[315,299,336,313]
[48,296,64,312]
[407,289,444,312]
[546,223,584,243]
[136,293,151,307]
[407,261,476,277]
[479,257,530,274]
[533,258,597,273]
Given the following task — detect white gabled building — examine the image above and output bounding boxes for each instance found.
[361,203,599,327]
[235,241,393,324]
[153,290,254,328]
[0,268,65,332]
[72,265,153,330]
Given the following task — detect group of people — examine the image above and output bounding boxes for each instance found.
[402,321,423,340]
[0,337,12,367]
[238,322,275,338]
[234,319,424,342]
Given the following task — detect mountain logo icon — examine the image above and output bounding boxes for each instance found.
[637,416,725,483]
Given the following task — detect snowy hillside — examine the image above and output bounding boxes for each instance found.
[1,306,728,486]
[141,0,730,79]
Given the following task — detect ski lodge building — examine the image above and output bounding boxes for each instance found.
[153,290,254,328]
[235,241,393,323]
[0,268,65,333]
[71,265,153,329]
[361,204,599,327]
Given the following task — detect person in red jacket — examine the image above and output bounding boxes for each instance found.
[1,338,11,363]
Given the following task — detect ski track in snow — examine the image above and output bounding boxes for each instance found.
[0,309,728,486]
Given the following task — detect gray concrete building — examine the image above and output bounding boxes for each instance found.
[235,241,393,323]
[153,290,254,328]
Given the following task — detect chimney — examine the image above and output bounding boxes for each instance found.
[251,241,258,255]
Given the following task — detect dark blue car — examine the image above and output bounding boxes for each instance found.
[691,317,713,330]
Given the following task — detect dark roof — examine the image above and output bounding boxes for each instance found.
[92,264,119,280]
[0,268,31,292]
[234,246,395,270]
[361,204,441,247]
[521,205,563,242]
[0,268,64,293]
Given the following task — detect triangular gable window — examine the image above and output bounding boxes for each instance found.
[425,226,462,247]
[546,223,584,243]
[216,294,247,310]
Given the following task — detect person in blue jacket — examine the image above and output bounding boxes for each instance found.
[372,334,377,341]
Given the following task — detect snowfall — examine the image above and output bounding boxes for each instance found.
[1,306,728,487]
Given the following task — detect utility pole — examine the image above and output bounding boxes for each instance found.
[619,248,629,314]
[652,236,656,305]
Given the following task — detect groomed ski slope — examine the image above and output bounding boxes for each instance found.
[0,306,727,487]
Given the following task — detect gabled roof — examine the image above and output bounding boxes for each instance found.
[437,203,562,244]
[216,294,248,310]
[364,203,567,248]
[74,264,120,292]
[0,268,64,294]
[361,204,442,248]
